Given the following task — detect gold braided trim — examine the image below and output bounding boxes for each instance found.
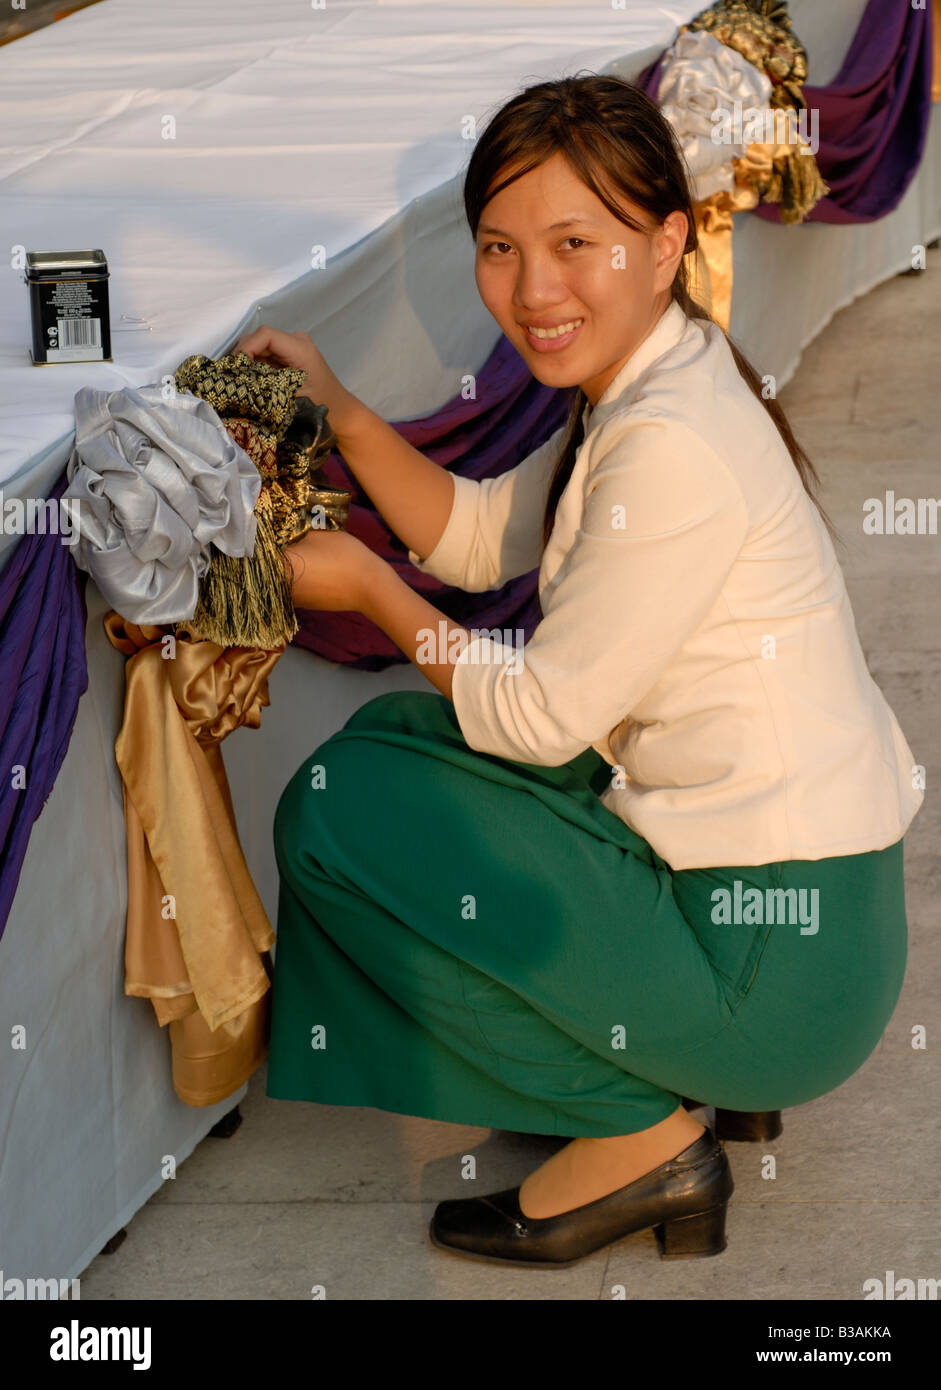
[175,352,307,433]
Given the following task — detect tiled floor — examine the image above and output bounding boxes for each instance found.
[79,249,941,1300]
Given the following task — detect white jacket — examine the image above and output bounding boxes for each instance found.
[408,299,923,870]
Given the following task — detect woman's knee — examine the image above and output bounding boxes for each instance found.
[274,734,365,869]
[341,686,453,738]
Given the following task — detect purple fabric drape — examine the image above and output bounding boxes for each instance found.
[636,0,935,224]
[0,473,89,943]
[292,334,574,670]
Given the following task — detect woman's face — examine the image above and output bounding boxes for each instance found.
[474,151,687,407]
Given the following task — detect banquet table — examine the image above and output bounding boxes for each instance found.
[0,0,938,1283]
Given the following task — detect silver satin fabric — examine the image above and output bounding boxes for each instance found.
[64,383,261,624]
[657,29,772,202]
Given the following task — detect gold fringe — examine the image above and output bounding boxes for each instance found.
[183,490,298,649]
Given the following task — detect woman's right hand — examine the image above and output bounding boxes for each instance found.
[233,325,337,405]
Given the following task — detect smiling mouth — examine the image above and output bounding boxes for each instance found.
[522,319,584,354]
[523,317,584,340]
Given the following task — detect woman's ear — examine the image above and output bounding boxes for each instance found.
[653,210,689,292]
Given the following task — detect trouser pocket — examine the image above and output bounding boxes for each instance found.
[670,862,785,1013]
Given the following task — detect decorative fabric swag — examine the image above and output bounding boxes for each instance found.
[58,352,350,1105]
[636,0,938,325]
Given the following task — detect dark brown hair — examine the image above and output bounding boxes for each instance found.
[463,73,840,551]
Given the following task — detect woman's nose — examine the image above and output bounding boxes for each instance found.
[513,272,567,311]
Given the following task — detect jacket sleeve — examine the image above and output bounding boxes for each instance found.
[448,411,750,765]
[407,425,566,591]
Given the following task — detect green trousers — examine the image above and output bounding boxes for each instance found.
[266,690,909,1136]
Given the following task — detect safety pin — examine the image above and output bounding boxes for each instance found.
[112,313,155,332]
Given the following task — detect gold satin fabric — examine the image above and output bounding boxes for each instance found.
[691,138,810,331]
[104,611,283,1106]
[688,176,759,330]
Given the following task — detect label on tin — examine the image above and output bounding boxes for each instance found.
[38,278,105,362]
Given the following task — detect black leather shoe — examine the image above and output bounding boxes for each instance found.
[428,1128,733,1268]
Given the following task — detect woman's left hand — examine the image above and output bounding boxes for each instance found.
[285,527,384,614]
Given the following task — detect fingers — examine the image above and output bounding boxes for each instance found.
[234,325,282,359]
[233,327,317,381]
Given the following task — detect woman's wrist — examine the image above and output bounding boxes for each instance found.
[357,558,467,703]
[357,550,404,625]
[302,376,367,444]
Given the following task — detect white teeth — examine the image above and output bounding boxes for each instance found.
[527,319,582,340]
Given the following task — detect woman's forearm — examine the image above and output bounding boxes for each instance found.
[360,558,471,702]
[324,387,456,565]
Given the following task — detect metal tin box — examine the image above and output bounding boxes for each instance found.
[25,249,112,364]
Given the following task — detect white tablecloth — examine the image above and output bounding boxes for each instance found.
[0,0,938,1284]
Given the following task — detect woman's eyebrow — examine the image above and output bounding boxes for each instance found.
[478,217,599,236]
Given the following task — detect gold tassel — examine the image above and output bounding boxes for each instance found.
[749,144,830,224]
[780,146,830,224]
[183,489,298,649]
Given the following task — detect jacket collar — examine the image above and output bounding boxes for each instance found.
[581,298,691,434]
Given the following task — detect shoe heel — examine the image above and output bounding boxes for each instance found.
[681,1099,784,1143]
[715,1108,782,1142]
[655,1203,729,1259]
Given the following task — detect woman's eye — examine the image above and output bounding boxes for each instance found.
[562,237,588,250]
